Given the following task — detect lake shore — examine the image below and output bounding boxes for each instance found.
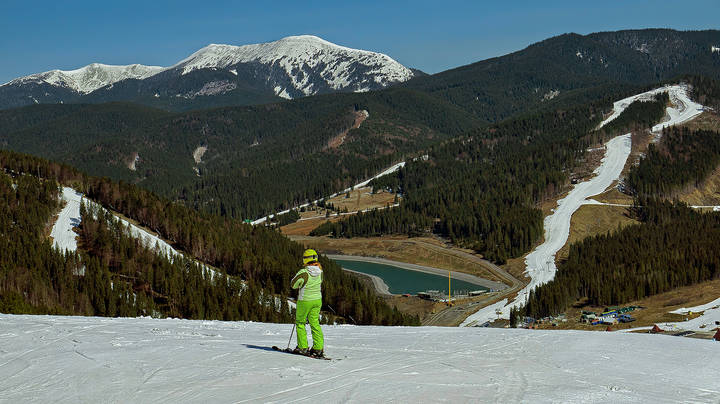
[327,254,508,294]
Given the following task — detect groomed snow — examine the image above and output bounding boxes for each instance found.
[465,84,707,325]
[50,187,84,252]
[0,314,717,403]
[462,134,632,325]
[597,84,704,132]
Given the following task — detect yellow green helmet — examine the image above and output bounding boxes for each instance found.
[303,248,319,265]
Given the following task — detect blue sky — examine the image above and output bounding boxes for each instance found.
[1,0,718,83]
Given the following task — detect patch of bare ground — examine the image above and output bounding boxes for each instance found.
[327,187,397,213]
[681,111,720,132]
[591,188,634,205]
[556,204,638,261]
[279,187,399,236]
[289,235,504,284]
[281,216,343,236]
[382,295,446,322]
[326,110,369,149]
[533,279,720,332]
[671,164,720,206]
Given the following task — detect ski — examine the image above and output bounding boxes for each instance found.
[271,346,332,360]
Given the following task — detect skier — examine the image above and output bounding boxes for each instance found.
[290,248,324,357]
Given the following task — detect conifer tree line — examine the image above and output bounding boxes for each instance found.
[0,150,418,325]
[627,127,720,197]
[684,75,720,111]
[510,199,720,324]
[598,92,669,135]
[511,123,720,323]
[310,94,662,263]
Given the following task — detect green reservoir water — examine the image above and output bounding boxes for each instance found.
[336,259,487,295]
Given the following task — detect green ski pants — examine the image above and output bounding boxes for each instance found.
[296,299,323,350]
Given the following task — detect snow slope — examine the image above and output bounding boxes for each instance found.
[171,35,413,97]
[3,63,163,94]
[661,297,720,332]
[464,85,707,325]
[0,314,717,403]
[50,187,84,252]
[49,187,216,277]
[597,84,704,132]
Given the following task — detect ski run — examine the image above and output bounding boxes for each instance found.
[8,84,720,403]
[462,84,707,326]
[50,187,218,279]
[0,314,718,403]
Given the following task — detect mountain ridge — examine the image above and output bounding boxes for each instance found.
[0,35,416,110]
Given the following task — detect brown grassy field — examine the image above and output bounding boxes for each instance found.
[557,204,638,260]
[681,111,720,132]
[280,187,398,236]
[327,187,397,212]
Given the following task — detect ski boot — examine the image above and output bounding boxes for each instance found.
[309,348,324,358]
[292,346,308,355]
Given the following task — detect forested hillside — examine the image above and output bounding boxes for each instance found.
[627,127,720,197]
[0,150,417,325]
[405,29,720,121]
[511,123,720,322]
[511,199,720,322]
[1,29,718,223]
[0,88,479,220]
[313,88,671,263]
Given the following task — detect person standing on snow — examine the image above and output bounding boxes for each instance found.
[290,249,324,357]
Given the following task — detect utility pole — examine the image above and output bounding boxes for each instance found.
[448,271,452,306]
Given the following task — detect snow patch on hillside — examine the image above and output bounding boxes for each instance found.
[50,187,83,252]
[0,314,717,403]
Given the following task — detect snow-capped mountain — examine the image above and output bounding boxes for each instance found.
[170,35,414,99]
[5,63,163,94]
[0,35,417,110]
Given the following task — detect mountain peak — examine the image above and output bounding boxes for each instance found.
[3,63,163,94]
[172,35,413,98]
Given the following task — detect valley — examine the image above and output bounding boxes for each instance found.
[2,21,720,403]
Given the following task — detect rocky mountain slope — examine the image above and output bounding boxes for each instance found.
[0,35,416,110]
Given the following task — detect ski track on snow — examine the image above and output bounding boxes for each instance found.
[463,84,707,326]
[0,314,718,403]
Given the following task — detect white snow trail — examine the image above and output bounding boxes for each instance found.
[251,161,405,225]
[466,84,707,323]
[50,187,84,252]
[0,314,717,403]
[49,187,218,279]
